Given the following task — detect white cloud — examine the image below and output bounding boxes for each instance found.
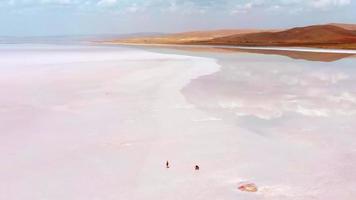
[230,2,255,14]
[40,0,73,4]
[1,0,354,16]
[310,0,351,8]
[97,0,117,6]
[229,0,352,15]
[4,0,77,6]
[123,3,146,13]
[2,0,353,12]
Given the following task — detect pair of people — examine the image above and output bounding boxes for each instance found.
[166,161,200,170]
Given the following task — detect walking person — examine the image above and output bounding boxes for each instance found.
[166,161,170,168]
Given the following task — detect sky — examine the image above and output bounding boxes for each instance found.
[0,0,355,36]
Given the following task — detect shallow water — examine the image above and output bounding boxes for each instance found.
[181,50,356,200]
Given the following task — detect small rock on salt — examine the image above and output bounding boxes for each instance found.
[238,183,258,192]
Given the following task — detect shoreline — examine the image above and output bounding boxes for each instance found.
[102,42,356,63]
[179,48,356,200]
[101,42,356,55]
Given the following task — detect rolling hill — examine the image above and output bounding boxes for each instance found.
[112,29,279,44]
[329,23,356,31]
[202,25,356,49]
[109,24,356,50]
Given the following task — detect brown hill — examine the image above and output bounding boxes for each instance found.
[165,29,280,40]
[107,24,356,50]
[203,25,356,49]
[329,23,356,31]
[112,29,279,44]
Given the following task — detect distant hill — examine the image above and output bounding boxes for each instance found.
[113,29,279,44]
[203,25,356,49]
[108,24,356,50]
[162,29,280,40]
[329,23,356,31]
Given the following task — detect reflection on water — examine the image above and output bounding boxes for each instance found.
[139,45,356,62]
[220,48,354,62]
[183,52,356,146]
[181,51,356,199]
